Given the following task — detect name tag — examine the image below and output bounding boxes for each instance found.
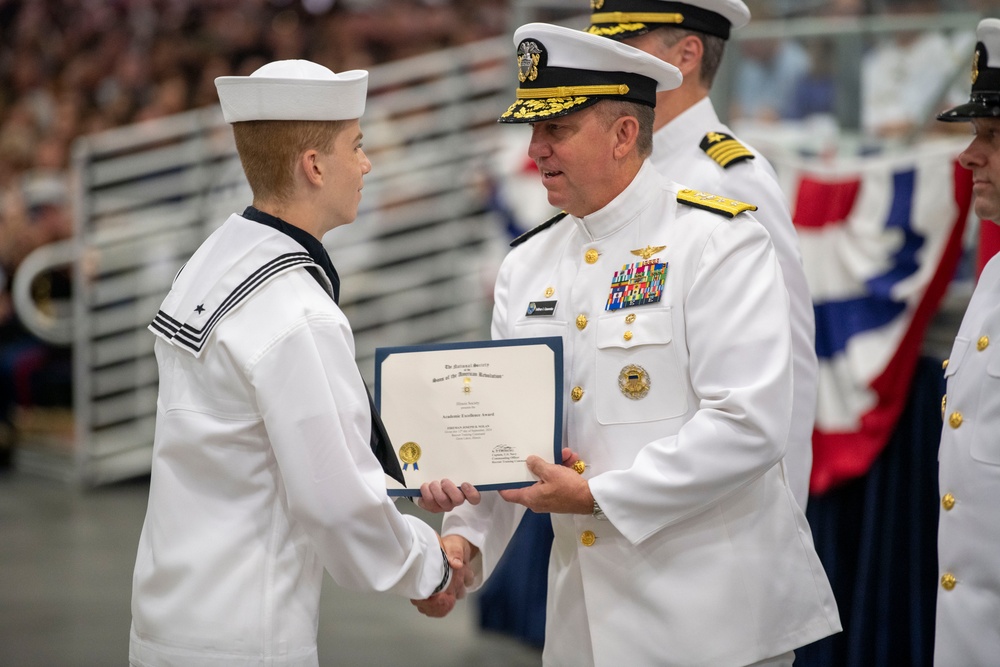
[526,300,557,316]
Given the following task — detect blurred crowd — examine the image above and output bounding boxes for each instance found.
[0,0,507,464]
[0,0,506,268]
[731,0,999,136]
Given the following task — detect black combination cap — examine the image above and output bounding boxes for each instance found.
[939,18,1000,122]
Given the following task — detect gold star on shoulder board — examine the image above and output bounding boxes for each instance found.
[631,245,666,260]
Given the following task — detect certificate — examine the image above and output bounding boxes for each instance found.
[375,337,563,497]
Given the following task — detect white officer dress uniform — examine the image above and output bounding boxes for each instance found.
[935,18,1000,667]
[588,0,818,513]
[442,24,840,667]
[936,254,1000,666]
[129,62,449,667]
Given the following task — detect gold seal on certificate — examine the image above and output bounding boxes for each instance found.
[375,337,564,496]
[398,442,422,470]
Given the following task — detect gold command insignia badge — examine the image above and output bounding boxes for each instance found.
[399,441,422,471]
[618,364,650,400]
[631,245,666,260]
[517,40,541,83]
[973,50,980,84]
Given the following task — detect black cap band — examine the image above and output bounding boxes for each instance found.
[589,0,733,40]
[938,41,1000,122]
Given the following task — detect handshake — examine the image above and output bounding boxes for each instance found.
[409,447,588,618]
[410,479,481,619]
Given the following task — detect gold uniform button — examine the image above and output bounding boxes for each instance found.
[576,314,588,330]
[544,286,555,298]
[571,387,585,402]
[623,331,633,341]
[625,313,636,324]
[581,531,597,547]
[978,335,990,351]
[949,412,963,429]
[942,358,949,370]
[572,460,587,475]
[585,249,599,264]
[942,493,956,511]
[941,573,957,591]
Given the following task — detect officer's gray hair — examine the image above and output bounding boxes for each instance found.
[653,27,725,88]
[594,100,654,159]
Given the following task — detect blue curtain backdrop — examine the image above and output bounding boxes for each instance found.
[478,355,946,666]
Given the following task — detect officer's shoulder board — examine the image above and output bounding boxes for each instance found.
[700,131,755,168]
[676,189,757,219]
[510,211,568,247]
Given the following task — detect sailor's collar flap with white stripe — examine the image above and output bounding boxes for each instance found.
[148,215,324,358]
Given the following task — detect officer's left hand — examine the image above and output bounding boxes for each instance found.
[499,455,593,514]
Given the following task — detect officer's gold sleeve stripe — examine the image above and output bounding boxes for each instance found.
[591,11,683,24]
[517,84,630,99]
[705,143,753,167]
[707,147,752,162]
[708,150,753,166]
[706,141,750,155]
[706,142,753,160]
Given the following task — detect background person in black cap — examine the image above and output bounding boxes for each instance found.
[587,0,818,512]
[416,23,841,666]
[129,59,459,667]
[934,17,1000,667]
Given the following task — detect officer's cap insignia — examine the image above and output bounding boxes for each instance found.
[517,40,543,83]
[499,23,679,123]
[630,245,666,260]
[700,132,755,168]
[510,211,568,247]
[677,189,757,219]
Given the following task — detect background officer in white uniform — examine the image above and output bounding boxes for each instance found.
[417,23,840,666]
[934,17,1000,667]
[587,0,818,510]
[129,60,456,667]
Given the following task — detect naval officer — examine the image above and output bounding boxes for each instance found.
[129,60,455,667]
[934,17,1000,667]
[416,23,841,666]
[587,0,818,509]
